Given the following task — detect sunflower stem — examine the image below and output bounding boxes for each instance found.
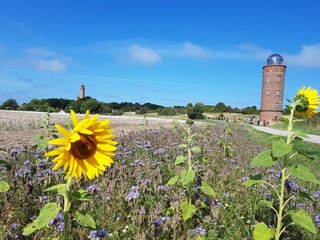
[286,105,295,145]
[63,177,73,239]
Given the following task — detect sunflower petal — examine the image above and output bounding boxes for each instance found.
[55,124,71,139]
[71,110,79,126]
[48,138,68,145]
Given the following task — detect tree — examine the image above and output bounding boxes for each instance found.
[67,100,82,113]
[187,104,204,119]
[1,98,19,110]
[136,106,148,115]
[80,98,102,113]
[215,102,227,112]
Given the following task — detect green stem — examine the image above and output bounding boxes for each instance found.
[275,168,287,240]
[286,105,295,145]
[63,177,73,240]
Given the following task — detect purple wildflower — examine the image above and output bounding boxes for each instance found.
[87,184,101,193]
[89,230,108,239]
[125,186,140,201]
[196,227,206,236]
[312,191,320,199]
[315,214,320,227]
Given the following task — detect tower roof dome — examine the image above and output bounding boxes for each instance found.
[266,54,284,65]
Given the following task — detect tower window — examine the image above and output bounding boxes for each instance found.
[276,90,280,96]
[267,77,270,82]
[275,103,279,109]
[277,77,281,83]
[266,90,270,96]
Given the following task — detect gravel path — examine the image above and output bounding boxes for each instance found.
[252,125,320,144]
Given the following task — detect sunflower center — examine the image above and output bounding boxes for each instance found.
[70,133,97,159]
[294,94,309,112]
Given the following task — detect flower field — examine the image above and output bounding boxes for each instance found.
[0,112,319,240]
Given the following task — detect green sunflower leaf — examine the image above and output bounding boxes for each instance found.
[251,150,276,167]
[75,211,96,229]
[174,155,185,166]
[290,164,320,184]
[200,181,216,197]
[253,222,274,240]
[191,146,201,153]
[294,130,309,138]
[180,201,196,221]
[272,141,292,157]
[259,200,274,209]
[71,189,93,201]
[23,202,60,235]
[44,184,65,192]
[180,169,195,185]
[242,174,263,187]
[178,144,187,148]
[166,176,179,186]
[289,210,317,234]
[0,181,9,192]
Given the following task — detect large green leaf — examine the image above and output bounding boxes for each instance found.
[290,210,317,234]
[251,150,276,167]
[180,169,195,185]
[180,201,196,221]
[174,155,185,166]
[178,144,187,148]
[0,180,9,192]
[242,174,263,187]
[259,200,274,209]
[266,135,281,140]
[75,211,96,229]
[23,202,60,235]
[253,222,274,240]
[272,140,292,157]
[294,130,309,138]
[290,164,320,184]
[44,184,65,192]
[296,150,314,160]
[200,181,216,197]
[71,189,93,201]
[191,146,201,153]
[166,176,179,186]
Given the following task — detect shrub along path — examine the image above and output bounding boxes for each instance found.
[252,125,320,144]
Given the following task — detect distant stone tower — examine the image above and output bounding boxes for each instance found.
[79,85,85,99]
[260,54,286,123]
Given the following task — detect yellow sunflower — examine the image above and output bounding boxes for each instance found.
[45,110,117,180]
[294,86,320,118]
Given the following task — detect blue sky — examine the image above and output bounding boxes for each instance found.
[1,1,320,108]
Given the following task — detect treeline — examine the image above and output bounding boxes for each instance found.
[0,97,260,116]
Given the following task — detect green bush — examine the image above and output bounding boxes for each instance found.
[187,104,204,119]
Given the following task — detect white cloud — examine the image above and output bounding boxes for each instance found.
[285,43,320,68]
[25,47,58,57]
[127,44,162,66]
[181,41,212,59]
[32,59,68,72]
[0,47,69,72]
[237,43,273,60]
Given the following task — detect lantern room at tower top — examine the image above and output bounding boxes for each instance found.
[266,54,284,65]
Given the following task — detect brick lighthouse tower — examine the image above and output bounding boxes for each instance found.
[260,54,286,123]
[79,85,85,99]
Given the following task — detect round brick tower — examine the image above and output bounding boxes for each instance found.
[79,85,85,99]
[260,54,286,124]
